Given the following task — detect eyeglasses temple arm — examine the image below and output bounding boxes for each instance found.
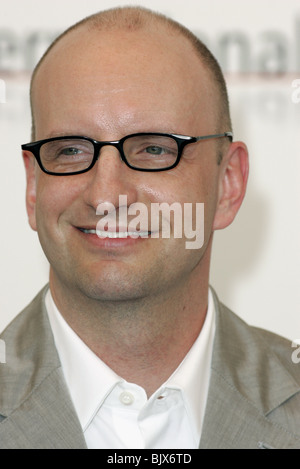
[195,132,233,142]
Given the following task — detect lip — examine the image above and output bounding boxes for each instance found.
[75,226,152,249]
[79,227,150,238]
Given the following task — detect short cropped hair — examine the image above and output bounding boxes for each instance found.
[30,6,232,150]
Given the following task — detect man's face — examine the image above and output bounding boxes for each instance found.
[25,26,231,302]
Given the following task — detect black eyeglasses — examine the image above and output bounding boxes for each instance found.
[21,132,233,175]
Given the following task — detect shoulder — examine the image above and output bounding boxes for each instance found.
[216,298,298,381]
[0,285,59,416]
[0,285,50,342]
[212,292,300,432]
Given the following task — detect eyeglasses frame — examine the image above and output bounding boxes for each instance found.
[21,131,233,175]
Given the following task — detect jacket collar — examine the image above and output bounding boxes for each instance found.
[0,285,87,449]
[200,289,300,448]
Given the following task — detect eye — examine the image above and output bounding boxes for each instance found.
[145,145,167,155]
[60,147,82,156]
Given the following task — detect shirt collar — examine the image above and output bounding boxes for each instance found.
[45,288,215,437]
[162,288,215,437]
[45,290,122,430]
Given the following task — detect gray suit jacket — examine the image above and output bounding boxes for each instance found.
[1,285,300,449]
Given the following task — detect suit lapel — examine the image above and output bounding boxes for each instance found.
[0,286,87,449]
[200,369,299,449]
[200,290,300,449]
[0,368,87,449]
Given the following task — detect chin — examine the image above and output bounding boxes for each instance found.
[75,273,149,303]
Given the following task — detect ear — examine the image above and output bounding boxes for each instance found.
[22,151,37,231]
[213,141,249,231]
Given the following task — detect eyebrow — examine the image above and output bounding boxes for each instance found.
[44,131,85,139]
[41,129,182,141]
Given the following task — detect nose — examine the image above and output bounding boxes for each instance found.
[82,145,138,212]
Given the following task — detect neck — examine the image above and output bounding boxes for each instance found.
[49,268,209,397]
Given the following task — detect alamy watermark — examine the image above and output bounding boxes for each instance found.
[95,195,204,249]
[291,79,300,104]
[291,339,300,364]
[0,79,5,104]
[0,339,6,364]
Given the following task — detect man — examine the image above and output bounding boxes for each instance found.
[0,6,300,449]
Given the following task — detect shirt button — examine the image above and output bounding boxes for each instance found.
[119,391,135,406]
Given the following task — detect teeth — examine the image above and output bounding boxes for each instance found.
[96,230,149,238]
[80,229,97,234]
[79,228,150,238]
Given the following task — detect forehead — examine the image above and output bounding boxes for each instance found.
[32,25,217,137]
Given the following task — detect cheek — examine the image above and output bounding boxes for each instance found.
[163,167,219,216]
[140,170,219,249]
[176,168,220,241]
[34,176,78,233]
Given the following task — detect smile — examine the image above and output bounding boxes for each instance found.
[79,228,150,238]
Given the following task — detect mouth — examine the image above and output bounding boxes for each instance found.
[78,228,151,238]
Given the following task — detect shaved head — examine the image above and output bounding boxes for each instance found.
[30,6,232,142]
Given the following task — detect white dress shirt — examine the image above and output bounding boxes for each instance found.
[45,288,215,449]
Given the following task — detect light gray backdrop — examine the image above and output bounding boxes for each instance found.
[0,0,299,340]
